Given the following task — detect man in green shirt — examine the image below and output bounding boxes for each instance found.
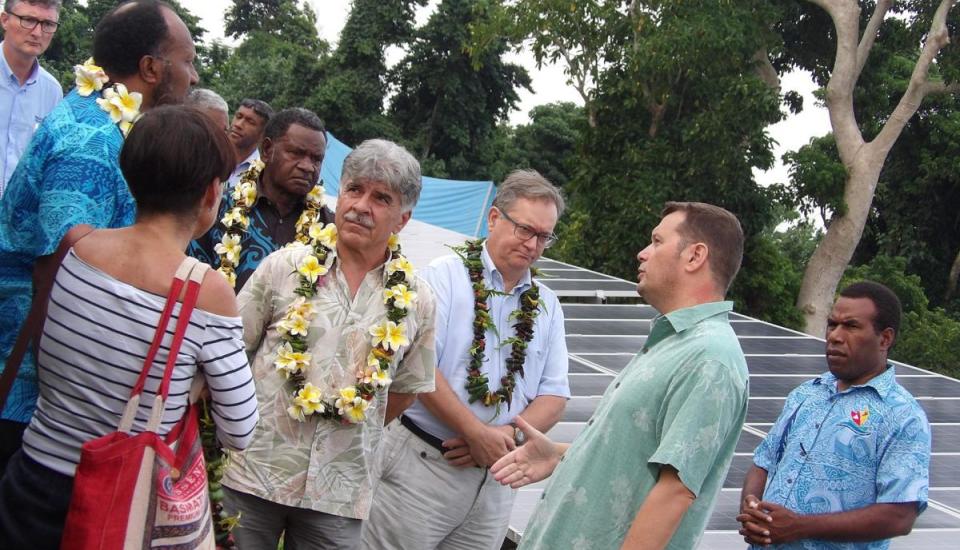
[492,201,750,550]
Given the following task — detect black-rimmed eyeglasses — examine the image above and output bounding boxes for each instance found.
[498,208,558,248]
[5,11,60,34]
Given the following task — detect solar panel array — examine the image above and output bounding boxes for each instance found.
[503,257,960,549]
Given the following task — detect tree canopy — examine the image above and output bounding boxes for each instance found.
[18,0,959,376]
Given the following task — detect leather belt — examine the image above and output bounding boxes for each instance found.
[400,415,445,454]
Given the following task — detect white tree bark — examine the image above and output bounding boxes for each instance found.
[796,0,957,335]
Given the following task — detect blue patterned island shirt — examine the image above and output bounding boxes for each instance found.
[189,183,333,292]
[752,366,931,550]
[0,89,136,423]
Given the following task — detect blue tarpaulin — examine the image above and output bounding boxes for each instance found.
[320,133,495,237]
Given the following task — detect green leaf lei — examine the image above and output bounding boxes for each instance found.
[452,239,541,414]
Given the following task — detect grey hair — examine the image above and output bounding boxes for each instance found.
[341,139,421,213]
[492,169,565,217]
[5,0,62,11]
[185,88,228,116]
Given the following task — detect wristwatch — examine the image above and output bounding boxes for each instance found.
[512,422,525,446]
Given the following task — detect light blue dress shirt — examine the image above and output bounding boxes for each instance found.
[752,366,931,550]
[0,42,63,196]
[403,244,570,440]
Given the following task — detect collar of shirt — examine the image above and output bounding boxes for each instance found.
[0,42,40,87]
[253,176,307,214]
[814,362,897,399]
[647,301,734,349]
[480,241,533,294]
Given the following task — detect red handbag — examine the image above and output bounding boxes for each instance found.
[61,257,215,550]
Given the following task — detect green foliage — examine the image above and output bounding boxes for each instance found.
[842,256,960,378]
[225,0,321,50]
[499,102,583,186]
[546,1,784,280]
[200,1,328,111]
[730,219,822,330]
[781,135,847,224]
[856,96,960,310]
[205,31,325,110]
[307,0,424,143]
[896,308,960,379]
[389,0,531,179]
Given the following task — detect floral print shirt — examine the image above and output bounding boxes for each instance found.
[751,366,931,550]
[519,301,749,550]
[0,89,135,423]
[223,243,436,519]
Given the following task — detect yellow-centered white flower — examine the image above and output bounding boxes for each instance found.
[214,233,242,264]
[74,58,107,97]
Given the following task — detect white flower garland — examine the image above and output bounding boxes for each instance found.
[213,162,328,288]
[276,230,418,424]
[74,58,141,137]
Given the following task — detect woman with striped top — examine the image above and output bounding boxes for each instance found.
[0,105,259,548]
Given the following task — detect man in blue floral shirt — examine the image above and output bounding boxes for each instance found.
[189,107,332,292]
[738,281,931,549]
[0,0,198,474]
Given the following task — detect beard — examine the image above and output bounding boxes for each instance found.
[152,65,189,107]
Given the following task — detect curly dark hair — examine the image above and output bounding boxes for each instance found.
[839,281,902,337]
[263,108,325,141]
[92,1,172,79]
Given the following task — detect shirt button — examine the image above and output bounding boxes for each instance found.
[614,382,621,389]
[420,451,427,459]
[540,493,546,500]
[587,419,594,426]
[815,423,821,429]
[787,478,793,484]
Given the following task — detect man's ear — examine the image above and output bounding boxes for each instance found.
[684,242,709,273]
[260,137,274,160]
[487,207,500,233]
[878,327,896,352]
[395,210,413,234]
[138,54,165,85]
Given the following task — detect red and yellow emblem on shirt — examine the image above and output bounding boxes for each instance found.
[850,407,870,427]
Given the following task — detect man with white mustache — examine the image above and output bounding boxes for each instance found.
[220,139,437,548]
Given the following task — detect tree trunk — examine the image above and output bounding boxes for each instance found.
[796,157,883,336]
[946,247,960,301]
[796,0,955,335]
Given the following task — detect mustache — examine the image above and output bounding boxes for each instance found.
[343,210,375,228]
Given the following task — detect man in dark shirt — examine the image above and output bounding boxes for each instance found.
[190,107,332,291]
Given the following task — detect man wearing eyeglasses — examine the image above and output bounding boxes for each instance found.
[362,169,570,550]
[0,0,62,197]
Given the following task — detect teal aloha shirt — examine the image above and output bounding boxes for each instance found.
[519,301,749,550]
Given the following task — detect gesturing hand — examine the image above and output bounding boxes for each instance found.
[490,417,562,488]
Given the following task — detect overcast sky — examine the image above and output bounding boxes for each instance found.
[185,0,831,186]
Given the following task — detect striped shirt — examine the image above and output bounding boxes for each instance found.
[22,250,259,476]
